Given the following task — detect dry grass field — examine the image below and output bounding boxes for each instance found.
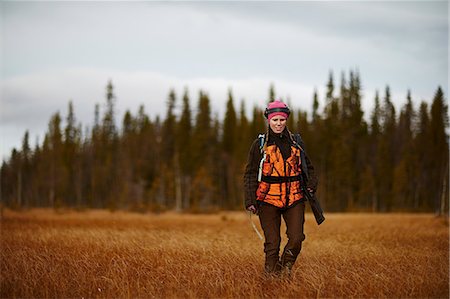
[1,209,448,298]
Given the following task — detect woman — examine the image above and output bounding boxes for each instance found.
[244,99,318,276]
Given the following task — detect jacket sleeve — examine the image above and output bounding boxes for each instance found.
[243,139,261,209]
[305,153,319,192]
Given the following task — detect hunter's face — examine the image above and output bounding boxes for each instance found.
[269,116,287,134]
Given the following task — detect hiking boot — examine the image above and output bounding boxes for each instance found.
[279,250,295,278]
[280,261,293,278]
[264,258,281,275]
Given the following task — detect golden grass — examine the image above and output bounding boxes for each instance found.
[1,209,448,298]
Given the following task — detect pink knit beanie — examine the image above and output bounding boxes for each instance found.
[264,99,290,121]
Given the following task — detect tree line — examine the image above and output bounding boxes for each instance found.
[1,70,448,213]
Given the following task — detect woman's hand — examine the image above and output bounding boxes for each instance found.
[247,204,258,214]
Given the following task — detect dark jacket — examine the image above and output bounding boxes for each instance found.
[243,128,318,209]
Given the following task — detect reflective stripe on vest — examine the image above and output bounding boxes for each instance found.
[256,144,304,208]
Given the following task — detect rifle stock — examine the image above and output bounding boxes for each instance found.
[304,189,325,225]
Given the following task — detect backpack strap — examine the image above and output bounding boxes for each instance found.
[291,132,310,180]
[291,133,305,151]
[257,133,267,182]
[257,133,266,154]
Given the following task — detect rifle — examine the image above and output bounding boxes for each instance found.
[293,133,325,225]
[301,184,325,225]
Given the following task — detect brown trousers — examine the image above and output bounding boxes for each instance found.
[258,201,306,273]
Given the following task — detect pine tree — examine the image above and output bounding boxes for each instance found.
[235,99,251,208]
[134,105,156,210]
[325,71,334,105]
[47,112,64,209]
[102,80,118,142]
[148,116,164,211]
[429,87,449,214]
[162,89,177,166]
[160,89,177,208]
[119,109,136,209]
[92,80,120,210]
[222,89,237,156]
[176,88,193,210]
[414,102,431,210]
[320,71,340,210]
[392,91,416,210]
[309,89,322,195]
[378,86,396,211]
[106,81,120,210]
[333,72,353,210]
[312,89,320,123]
[177,89,192,176]
[210,114,222,208]
[191,91,214,210]
[221,89,238,208]
[63,101,81,207]
[88,103,101,208]
[193,91,212,170]
[369,91,382,211]
[28,138,41,207]
[236,100,251,165]
[19,131,31,208]
[347,70,366,210]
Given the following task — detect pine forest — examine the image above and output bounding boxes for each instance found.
[1,70,448,213]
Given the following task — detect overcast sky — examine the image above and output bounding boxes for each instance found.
[1,1,448,161]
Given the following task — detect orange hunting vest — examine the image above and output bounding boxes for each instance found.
[256,144,304,208]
